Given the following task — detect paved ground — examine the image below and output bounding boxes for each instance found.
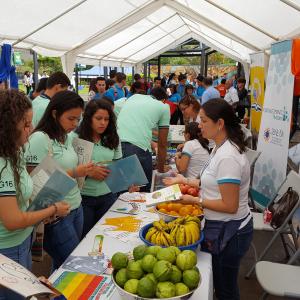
[32,230,298,300]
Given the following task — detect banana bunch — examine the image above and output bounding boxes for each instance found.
[145,216,201,247]
[145,220,175,246]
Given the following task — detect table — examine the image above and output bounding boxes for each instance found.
[50,200,213,300]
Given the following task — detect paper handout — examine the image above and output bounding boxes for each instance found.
[145,184,182,207]
[72,137,94,189]
[28,156,77,211]
[104,155,148,193]
[0,254,62,298]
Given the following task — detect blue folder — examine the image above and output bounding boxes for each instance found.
[104,155,148,193]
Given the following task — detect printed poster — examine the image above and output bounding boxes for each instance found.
[252,40,295,207]
[250,52,267,136]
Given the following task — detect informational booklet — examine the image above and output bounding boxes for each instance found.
[28,156,77,211]
[169,125,185,143]
[61,255,110,275]
[110,201,144,215]
[52,271,115,300]
[72,137,94,189]
[0,254,63,298]
[105,155,148,193]
[145,184,182,207]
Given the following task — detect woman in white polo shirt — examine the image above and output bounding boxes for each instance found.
[164,98,253,300]
[175,122,210,178]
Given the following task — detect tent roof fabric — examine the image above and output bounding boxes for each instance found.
[1,0,300,67]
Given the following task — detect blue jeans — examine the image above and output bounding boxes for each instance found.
[81,193,117,238]
[0,234,32,300]
[212,218,253,300]
[121,142,152,192]
[44,205,83,271]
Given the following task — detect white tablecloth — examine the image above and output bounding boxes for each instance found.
[50,203,213,300]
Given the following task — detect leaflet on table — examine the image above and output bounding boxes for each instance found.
[110,200,145,215]
[28,156,77,211]
[52,271,115,300]
[61,255,110,276]
[0,254,62,298]
[104,155,148,193]
[145,184,182,207]
[72,137,94,189]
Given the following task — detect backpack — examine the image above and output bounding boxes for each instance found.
[269,187,299,229]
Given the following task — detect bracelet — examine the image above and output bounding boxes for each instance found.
[52,203,58,216]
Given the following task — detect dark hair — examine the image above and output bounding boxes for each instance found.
[115,72,126,83]
[36,77,48,93]
[89,78,98,93]
[168,84,177,94]
[203,77,213,86]
[0,89,32,198]
[237,77,246,84]
[185,122,209,152]
[77,100,119,150]
[96,76,106,83]
[46,72,70,89]
[106,79,115,90]
[34,90,84,142]
[178,74,187,82]
[134,73,141,81]
[154,77,161,82]
[150,87,167,100]
[109,70,117,79]
[101,96,114,108]
[130,81,145,94]
[197,74,204,82]
[221,78,226,84]
[201,98,246,153]
[179,95,200,112]
[185,84,194,94]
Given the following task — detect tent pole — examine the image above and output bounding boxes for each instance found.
[32,50,39,91]
[158,56,161,78]
[104,66,108,79]
[75,63,79,94]
[201,43,206,75]
[143,63,147,83]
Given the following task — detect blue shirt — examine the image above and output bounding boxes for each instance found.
[105,84,125,101]
[196,86,205,100]
[177,84,186,98]
[168,93,181,103]
[201,86,220,104]
[93,92,105,100]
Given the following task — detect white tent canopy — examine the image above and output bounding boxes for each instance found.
[1,0,300,78]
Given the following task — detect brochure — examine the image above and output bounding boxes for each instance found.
[72,137,94,189]
[104,155,148,193]
[0,254,62,298]
[53,271,115,300]
[28,156,77,211]
[145,184,182,207]
[169,125,185,143]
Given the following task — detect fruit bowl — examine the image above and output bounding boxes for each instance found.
[112,270,197,300]
[139,223,204,251]
[154,202,204,222]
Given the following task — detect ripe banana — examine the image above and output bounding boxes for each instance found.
[150,231,159,244]
[160,232,169,246]
[184,224,193,246]
[145,227,158,241]
[155,231,162,245]
[153,221,164,231]
[176,225,186,246]
[163,231,174,246]
[170,224,179,242]
[184,216,201,225]
[185,223,200,243]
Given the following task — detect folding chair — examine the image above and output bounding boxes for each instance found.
[256,248,300,299]
[245,170,300,279]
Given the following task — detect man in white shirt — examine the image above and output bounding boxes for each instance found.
[224,79,239,106]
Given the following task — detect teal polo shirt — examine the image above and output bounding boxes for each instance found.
[32,94,50,127]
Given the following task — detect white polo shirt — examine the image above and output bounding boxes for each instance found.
[182,139,210,178]
[201,140,250,221]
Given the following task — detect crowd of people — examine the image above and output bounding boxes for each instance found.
[0,69,252,300]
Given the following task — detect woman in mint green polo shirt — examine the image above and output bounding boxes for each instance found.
[75,100,122,237]
[25,90,94,270]
[0,90,70,300]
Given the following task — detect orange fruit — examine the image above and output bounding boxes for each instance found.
[191,209,199,216]
[172,203,183,212]
[167,203,174,212]
[159,208,168,214]
[169,211,179,216]
[179,207,189,216]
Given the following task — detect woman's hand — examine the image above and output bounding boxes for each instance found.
[87,165,110,181]
[180,194,200,205]
[176,143,184,152]
[55,201,71,217]
[76,162,94,177]
[163,174,185,186]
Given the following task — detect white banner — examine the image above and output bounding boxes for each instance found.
[252,40,294,207]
